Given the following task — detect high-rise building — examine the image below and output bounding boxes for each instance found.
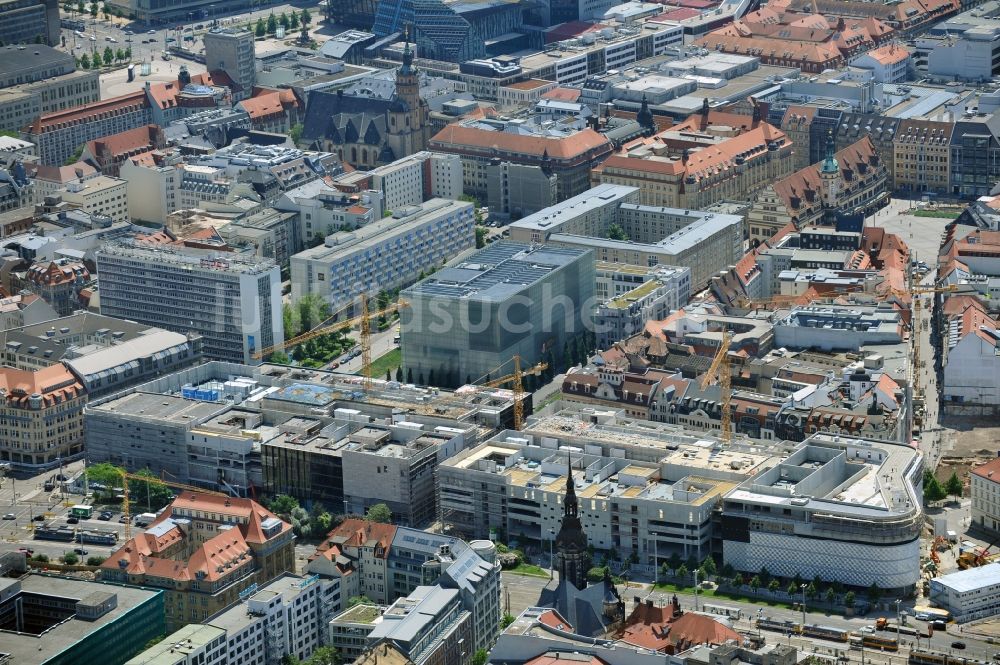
[96,241,284,363]
[204,28,256,101]
[0,0,59,47]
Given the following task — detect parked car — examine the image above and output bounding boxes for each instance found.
[66,516,79,524]
[98,511,112,521]
[914,613,930,620]
[119,514,128,523]
[2,513,14,520]
[73,548,88,555]
[861,626,875,634]
[33,514,44,521]
[18,547,33,554]
[148,29,156,34]
[952,642,966,650]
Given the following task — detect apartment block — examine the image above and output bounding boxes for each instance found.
[204,28,256,100]
[290,199,475,310]
[275,180,382,246]
[308,519,501,654]
[125,625,228,665]
[0,1,59,49]
[370,155,427,211]
[100,494,296,633]
[972,457,1000,534]
[205,574,328,665]
[58,174,129,223]
[509,185,743,289]
[401,242,595,389]
[594,265,691,349]
[96,241,284,363]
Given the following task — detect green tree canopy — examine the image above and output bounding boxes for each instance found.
[945,471,964,498]
[606,223,628,241]
[365,503,392,523]
[301,8,312,25]
[255,17,266,37]
[348,595,372,607]
[266,13,277,34]
[472,650,488,665]
[844,590,856,608]
[289,122,304,144]
[269,494,300,518]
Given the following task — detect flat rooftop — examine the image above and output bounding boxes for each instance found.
[404,242,589,302]
[2,574,161,664]
[292,199,469,262]
[88,391,227,424]
[510,183,637,233]
[332,603,386,626]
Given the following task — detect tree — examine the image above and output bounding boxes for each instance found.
[667,552,682,574]
[347,595,372,607]
[90,1,98,17]
[31,553,49,563]
[364,503,392,523]
[289,11,300,29]
[102,6,109,20]
[924,476,946,504]
[407,368,413,383]
[475,226,487,249]
[62,552,79,565]
[676,564,689,584]
[269,494,300,519]
[395,366,403,381]
[266,13,277,34]
[269,351,291,365]
[103,46,114,65]
[79,53,90,69]
[945,471,964,499]
[86,461,124,488]
[721,562,735,578]
[868,582,881,604]
[307,646,339,665]
[279,11,289,28]
[806,582,819,601]
[289,122,304,145]
[606,223,628,241]
[301,8,312,26]
[115,47,125,63]
[472,649,488,665]
[91,50,102,67]
[758,566,771,585]
[700,555,717,577]
[749,575,761,595]
[124,46,131,61]
[844,591,856,610]
[86,556,106,566]
[255,17,266,37]
[296,293,330,333]
[825,586,836,607]
[35,34,43,44]
[786,581,798,596]
[501,612,516,629]
[128,469,173,510]
[77,0,85,13]
[768,579,781,594]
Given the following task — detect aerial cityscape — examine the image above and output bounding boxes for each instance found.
[2,0,1000,663]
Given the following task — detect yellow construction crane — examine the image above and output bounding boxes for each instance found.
[481,355,548,430]
[252,299,407,361]
[701,331,733,444]
[118,470,227,541]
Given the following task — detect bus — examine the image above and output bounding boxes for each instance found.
[69,505,92,519]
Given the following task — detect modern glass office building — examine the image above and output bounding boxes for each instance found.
[401,242,595,388]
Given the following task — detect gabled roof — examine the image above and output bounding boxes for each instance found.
[430,124,611,160]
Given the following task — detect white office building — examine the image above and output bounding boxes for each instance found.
[96,241,284,363]
[290,198,474,309]
[930,562,1000,622]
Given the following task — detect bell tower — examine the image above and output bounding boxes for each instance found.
[555,453,590,589]
[388,25,429,157]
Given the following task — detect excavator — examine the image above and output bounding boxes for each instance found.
[957,537,998,570]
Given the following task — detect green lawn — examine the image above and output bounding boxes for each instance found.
[913,209,961,219]
[651,583,800,610]
[507,563,550,578]
[366,348,402,378]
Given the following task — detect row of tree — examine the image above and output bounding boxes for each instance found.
[924,469,963,503]
[75,47,132,70]
[85,462,174,511]
[266,494,393,540]
[67,1,123,20]
[253,10,312,38]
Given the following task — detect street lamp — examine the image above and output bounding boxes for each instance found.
[800,584,808,628]
[896,598,903,646]
[548,529,555,580]
[693,568,699,611]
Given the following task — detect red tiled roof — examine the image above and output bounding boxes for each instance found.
[972,457,1000,482]
[541,87,583,102]
[85,125,162,163]
[27,90,148,133]
[0,364,83,408]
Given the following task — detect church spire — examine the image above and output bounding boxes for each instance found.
[564,453,578,518]
[637,94,655,135]
[400,24,414,75]
[554,452,589,589]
